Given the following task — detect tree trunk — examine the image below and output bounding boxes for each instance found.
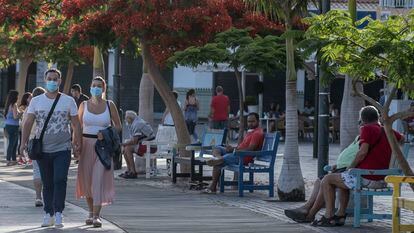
[138,58,154,124]
[277,27,305,201]
[63,61,75,94]
[16,57,33,99]
[141,42,191,172]
[340,76,365,150]
[234,70,245,142]
[383,119,414,176]
[93,47,105,78]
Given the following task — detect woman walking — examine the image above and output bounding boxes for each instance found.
[22,87,45,207]
[17,92,32,165]
[76,76,122,227]
[183,89,199,142]
[4,90,21,166]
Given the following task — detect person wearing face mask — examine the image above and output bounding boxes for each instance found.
[119,110,155,179]
[75,76,122,228]
[20,68,82,228]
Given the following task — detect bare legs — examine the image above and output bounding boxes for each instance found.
[124,145,136,174]
[34,178,42,200]
[285,174,350,224]
[207,148,224,192]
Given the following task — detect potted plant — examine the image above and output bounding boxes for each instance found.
[245,95,258,113]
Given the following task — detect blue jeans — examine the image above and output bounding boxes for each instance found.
[215,146,239,166]
[4,124,19,161]
[38,150,71,215]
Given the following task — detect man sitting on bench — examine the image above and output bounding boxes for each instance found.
[120,110,155,179]
[203,112,264,194]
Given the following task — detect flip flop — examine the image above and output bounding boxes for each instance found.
[201,188,216,194]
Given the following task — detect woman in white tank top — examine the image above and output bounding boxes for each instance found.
[75,77,122,228]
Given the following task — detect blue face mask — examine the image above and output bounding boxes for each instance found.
[46,81,59,92]
[90,87,103,97]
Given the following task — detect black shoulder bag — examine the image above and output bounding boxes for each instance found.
[28,93,61,160]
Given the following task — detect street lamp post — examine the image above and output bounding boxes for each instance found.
[113,47,123,170]
[317,0,331,178]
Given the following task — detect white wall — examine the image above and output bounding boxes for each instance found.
[173,66,213,89]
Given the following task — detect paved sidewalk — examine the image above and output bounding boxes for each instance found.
[0,179,123,233]
[1,127,414,232]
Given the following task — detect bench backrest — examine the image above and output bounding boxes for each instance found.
[155,125,178,145]
[201,128,227,147]
[255,132,280,164]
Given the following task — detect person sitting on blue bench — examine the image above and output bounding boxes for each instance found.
[203,112,264,194]
[311,106,403,227]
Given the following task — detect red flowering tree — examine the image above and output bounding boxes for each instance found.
[0,0,56,98]
[0,0,93,96]
[62,0,286,164]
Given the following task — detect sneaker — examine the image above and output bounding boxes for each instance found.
[35,199,43,207]
[55,212,63,228]
[41,214,55,227]
[17,158,26,165]
[93,217,102,228]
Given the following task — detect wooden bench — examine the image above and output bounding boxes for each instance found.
[172,128,227,186]
[385,175,414,233]
[141,125,178,179]
[219,132,280,197]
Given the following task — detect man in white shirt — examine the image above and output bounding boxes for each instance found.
[20,68,82,228]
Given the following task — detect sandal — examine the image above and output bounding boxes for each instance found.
[333,214,347,226]
[123,172,137,179]
[201,188,216,194]
[311,216,336,227]
[284,209,309,223]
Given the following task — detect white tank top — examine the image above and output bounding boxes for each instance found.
[83,101,111,135]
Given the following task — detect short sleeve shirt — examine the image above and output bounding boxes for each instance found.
[211,94,230,121]
[357,123,402,180]
[27,93,78,153]
[129,117,155,139]
[237,127,264,164]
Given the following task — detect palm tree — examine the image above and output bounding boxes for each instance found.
[244,0,308,201]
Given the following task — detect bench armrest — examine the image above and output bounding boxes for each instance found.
[234,150,274,158]
[348,168,402,176]
[385,175,414,184]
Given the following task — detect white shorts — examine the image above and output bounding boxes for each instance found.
[32,160,41,180]
[340,171,387,190]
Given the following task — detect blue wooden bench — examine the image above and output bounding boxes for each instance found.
[172,128,227,186]
[219,132,280,197]
[325,142,410,227]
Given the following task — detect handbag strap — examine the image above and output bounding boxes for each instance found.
[106,100,113,126]
[39,93,61,140]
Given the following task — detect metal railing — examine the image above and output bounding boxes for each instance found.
[380,0,414,8]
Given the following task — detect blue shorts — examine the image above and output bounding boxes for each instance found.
[215,146,239,166]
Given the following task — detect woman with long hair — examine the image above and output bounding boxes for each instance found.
[183,89,199,142]
[76,76,122,227]
[17,92,32,165]
[3,90,21,166]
